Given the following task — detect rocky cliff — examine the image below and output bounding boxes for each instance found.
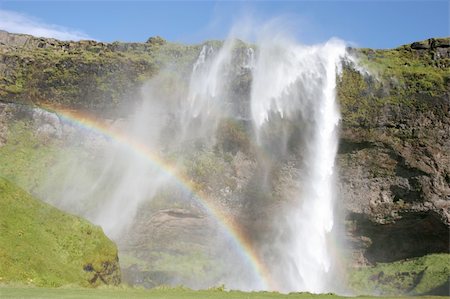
[0,31,448,294]
[337,39,449,266]
[0,30,200,115]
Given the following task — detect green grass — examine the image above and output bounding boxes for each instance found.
[338,39,449,128]
[359,48,447,97]
[0,177,120,287]
[0,121,61,193]
[348,254,450,296]
[0,120,113,210]
[1,286,448,299]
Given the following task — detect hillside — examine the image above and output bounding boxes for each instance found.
[0,177,121,287]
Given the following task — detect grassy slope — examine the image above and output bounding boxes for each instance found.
[0,120,109,211]
[1,286,448,299]
[0,177,120,287]
[349,254,450,296]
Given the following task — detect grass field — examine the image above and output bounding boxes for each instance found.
[1,286,448,299]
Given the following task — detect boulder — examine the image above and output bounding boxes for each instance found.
[146,36,166,46]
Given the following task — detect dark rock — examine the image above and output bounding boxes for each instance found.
[146,36,166,46]
[83,263,94,272]
[347,211,449,264]
[411,40,430,50]
[432,38,450,48]
[433,47,450,60]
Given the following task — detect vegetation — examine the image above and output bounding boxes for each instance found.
[2,285,449,299]
[0,177,120,287]
[216,118,252,155]
[0,120,97,200]
[0,33,203,115]
[338,37,449,127]
[0,121,61,193]
[348,254,450,296]
[1,33,448,123]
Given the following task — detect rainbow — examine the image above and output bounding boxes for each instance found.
[40,104,277,290]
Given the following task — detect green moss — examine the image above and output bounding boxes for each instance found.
[0,44,159,113]
[0,121,60,192]
[337,67,374,127]
[348,254,450,295]
[216,118,251,154]
[0,119,114,215]
[0,177,120,287]
[339,42,449,128]
[181,150,227,189]
[356,45,448,99]
[0,37,252,114]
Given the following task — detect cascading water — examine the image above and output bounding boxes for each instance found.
[186,41,233,119]
[250,37,346,293]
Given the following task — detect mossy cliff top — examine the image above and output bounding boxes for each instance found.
[339,37,449,127]
[1,31,448,119]
[0,30,203,115]
[0,177,121,287]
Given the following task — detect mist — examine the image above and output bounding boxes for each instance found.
[32,20,355,293]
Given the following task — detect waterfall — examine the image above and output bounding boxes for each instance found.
[37,32,348,293]
[250,38,346,293]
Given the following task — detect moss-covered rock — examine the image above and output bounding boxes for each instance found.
[348,254,450,296]
[0,30,201,116]
[0,177,121,287]
[338,39,450,261]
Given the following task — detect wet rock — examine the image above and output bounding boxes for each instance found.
[32,108,63,139]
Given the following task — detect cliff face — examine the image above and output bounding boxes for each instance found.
[337,39,449,265]
[0,31,448,291]
[0,30,200,115]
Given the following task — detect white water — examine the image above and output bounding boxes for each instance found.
[251,37,346,293]
[186,41,233,121]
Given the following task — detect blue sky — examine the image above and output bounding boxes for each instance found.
[0,1,448,49]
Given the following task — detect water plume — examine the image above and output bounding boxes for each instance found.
[250,34,346,293]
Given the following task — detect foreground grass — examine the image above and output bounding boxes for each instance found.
[1,286,448,299]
